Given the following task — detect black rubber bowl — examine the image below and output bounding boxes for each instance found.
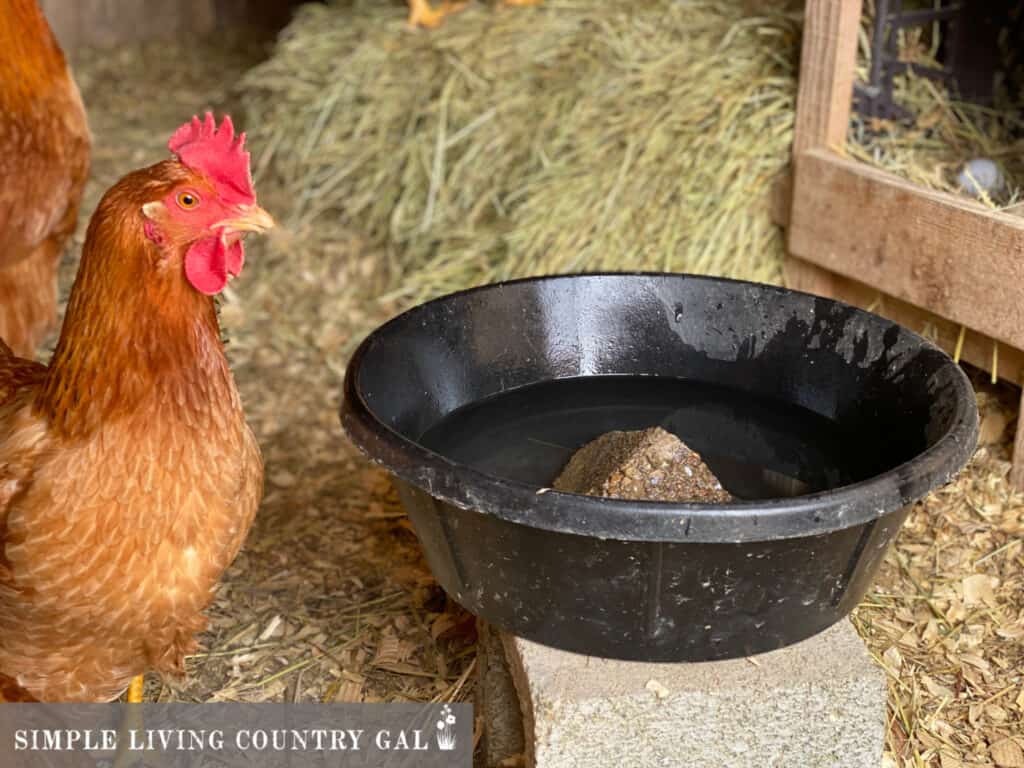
[341,274,977,661]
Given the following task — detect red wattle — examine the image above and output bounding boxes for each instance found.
[184,238,228,295]
[224,239,245,277]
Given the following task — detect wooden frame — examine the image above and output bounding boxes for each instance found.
[780,0,1024,487]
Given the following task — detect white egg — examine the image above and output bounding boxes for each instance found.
[957,158,1004,198]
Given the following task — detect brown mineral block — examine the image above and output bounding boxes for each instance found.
[553,426,731,503]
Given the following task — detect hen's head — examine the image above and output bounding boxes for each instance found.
[141,112,273,295]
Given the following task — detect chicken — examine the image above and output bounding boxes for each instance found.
[0,113,272,702]
[0,0,90,358]
[0,672,36,702]
[407,0,542,29]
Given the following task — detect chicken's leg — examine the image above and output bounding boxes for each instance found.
[127,674,144,703]
[110,676,146,768]
[407,0,467,28]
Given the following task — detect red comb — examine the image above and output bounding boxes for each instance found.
[168,112,255,205]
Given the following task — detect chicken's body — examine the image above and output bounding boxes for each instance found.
[0,0,90,357]
[0,672,36,702]
[0,116,270,702]
[0,336,261,701]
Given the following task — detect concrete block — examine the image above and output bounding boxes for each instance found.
[479,620,885,768]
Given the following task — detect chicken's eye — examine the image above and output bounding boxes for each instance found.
[177,191,200,210]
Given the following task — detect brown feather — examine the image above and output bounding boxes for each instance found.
[0,672,37,702]
[0,0,91,357]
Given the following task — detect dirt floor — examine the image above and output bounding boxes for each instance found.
[61,25,1024,768]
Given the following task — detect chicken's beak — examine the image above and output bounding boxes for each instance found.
[217,205,275,235]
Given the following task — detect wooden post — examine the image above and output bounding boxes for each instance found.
[792,0,863,155]
[1009,212,1024,490]
[784,0,864,298]
[1012,387,1024,490]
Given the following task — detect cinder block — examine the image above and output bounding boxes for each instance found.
[478,620,885,768]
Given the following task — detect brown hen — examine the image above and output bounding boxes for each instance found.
[0,113,272,702]
[0,0,90,358]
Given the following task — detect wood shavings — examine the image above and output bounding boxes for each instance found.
[962,574,998,607]
[992,739,1024,768]
[979,410,1011,445]
[645,680,670,700]
[854,373,1024,767]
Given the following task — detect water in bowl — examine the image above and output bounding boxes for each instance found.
[419,375,878,500]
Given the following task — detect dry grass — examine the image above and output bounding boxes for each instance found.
[58,3,1024,765]
[240,0,801,318]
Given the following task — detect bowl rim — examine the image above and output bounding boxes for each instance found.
[340,272,979,543]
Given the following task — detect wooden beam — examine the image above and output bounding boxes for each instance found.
[788,149,1024,351]
[40,0,215,52]
[39,0,297,55]
[1012,391,1024,490]
[784,0,862,295]
[783,255,837,303]
[770,170,793,228]
[805,263,1024,490]
[793,269,1024,385]
[792,0,864,153]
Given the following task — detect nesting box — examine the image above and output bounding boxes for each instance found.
[777,0,1024,488]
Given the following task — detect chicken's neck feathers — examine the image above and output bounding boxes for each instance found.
[35,203,237,439]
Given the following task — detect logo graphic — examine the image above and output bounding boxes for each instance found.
[435,704,457,751]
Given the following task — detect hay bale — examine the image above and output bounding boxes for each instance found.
[240,0,800,307]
